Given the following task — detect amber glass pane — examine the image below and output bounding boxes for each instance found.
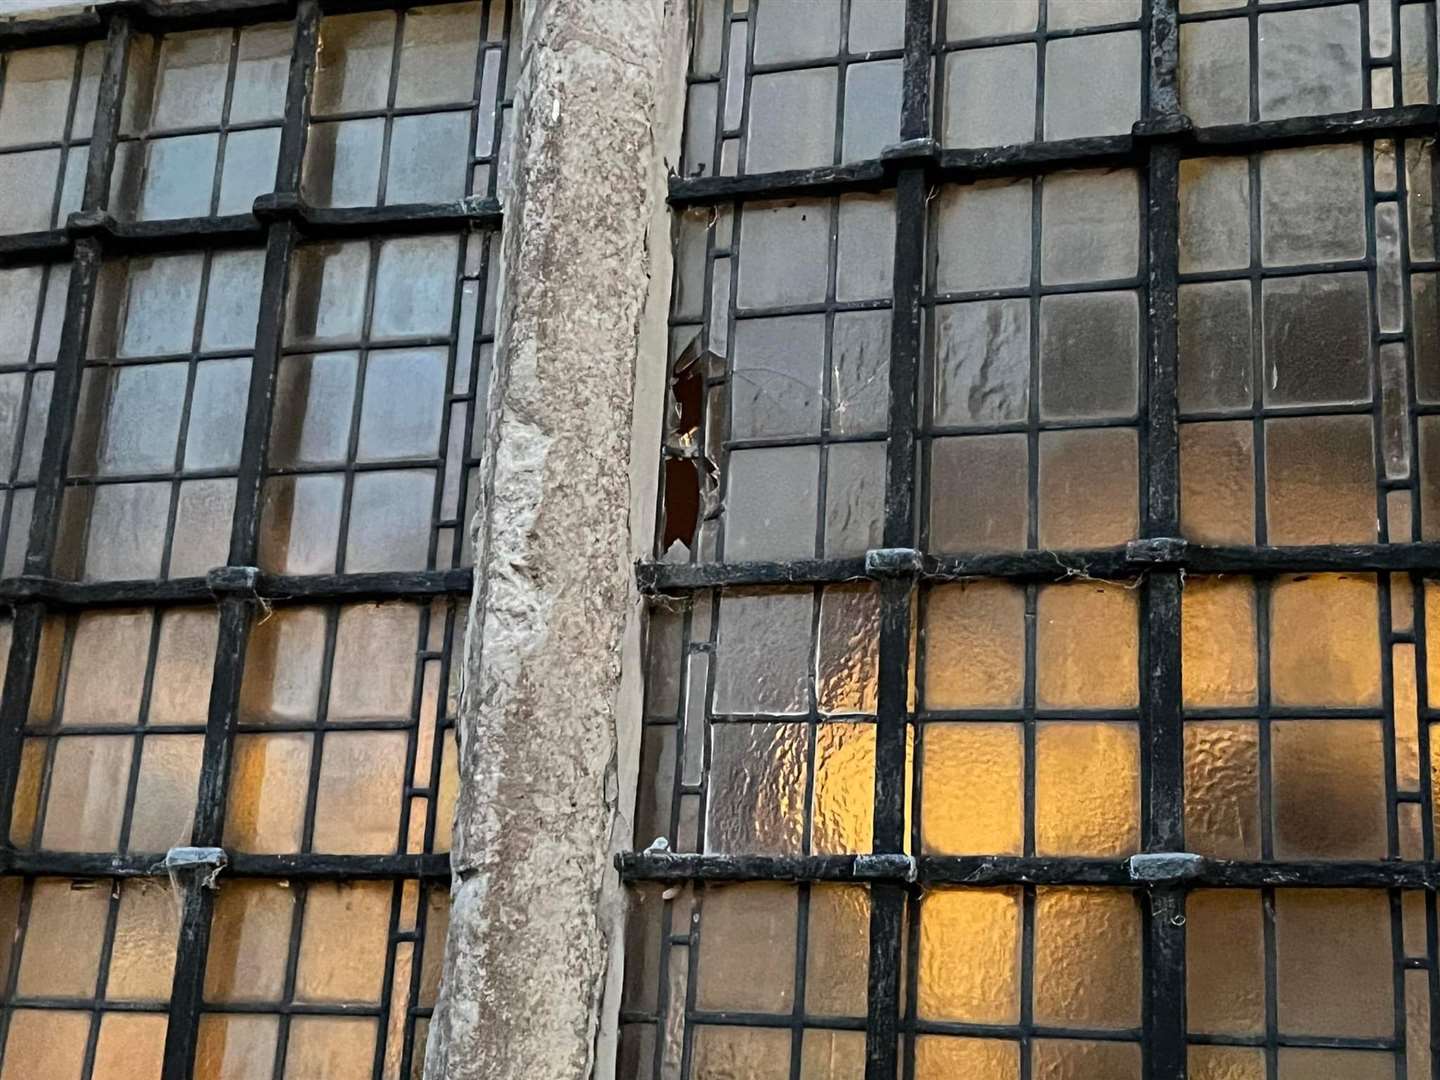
[1275,890,1393,1037]
[1272,720,1386,859]
[921,723,1023,855]
[915,1037,1020,1080]
[805,885,869,1018]
[1035,583,1138,709]
[1189,1046,1265,1080]
[1186,890,1264,1035]
[0,1009,89,1079]
[1277,1050,1393,1080]
[1035,722,1139,857]
[1270,574,1380,707]
[924,582,1024,709]
[798,1029,864,1080]
[311,730,407,854]
[918,888,1021,1024]
[692,1026,791,1080]
[694,884,796,1014]
[283,1017,379,1079]
[92,1013,167,1080]
[294,881,392,1004]
[223,732,311,853]
[1031,1039,1141,1079]
[1183,721,1261,859]
[206,879,295,1003]
[16,877,108,997]
[194,1015,280,1080]
[1033,888,1141,1028]
[1181,577,1257,708]
[107,879,179,1000]
[811,723,875,855]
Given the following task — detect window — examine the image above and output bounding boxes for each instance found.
[0,2,513,1077]
[623,1,1440,1078]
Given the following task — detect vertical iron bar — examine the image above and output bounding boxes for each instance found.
[1142,2,1186,1078]
[866,2,930,1079]
[160,7,319,1079]
[0,11,130,846]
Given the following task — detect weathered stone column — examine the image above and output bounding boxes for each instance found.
[423,0,686,1077]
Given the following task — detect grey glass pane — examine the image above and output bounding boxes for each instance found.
[371,234,459,338]
[345,469,433,571]
[1260,144,1365,266]
[149,29,229,131]
[385,112,470,204]
[836,193,894,302]
[312,12,396,114]
[842,60,901,163]
[1178,156,1250,273]
[258,473,344,573]
[746,68,838,174]
[731,314,825,441]
[1179,19,1250,126]
[849,2,904,50]
[185,359,252,471]
[302,119,383,208]
[1041,169,1139,285]
[394,2,482,108]
[0,265,58,366]
[736,202,830,308]
[831,310,890,436]
[1043,32,1141,141]
[712,589,812,715]
[1038,291,1139,420]
[1178,281,1254,413]
[170,477,236,577]
[933,298,1030,427]
[1261,273,1370,406]
[230,22,291,123]
[0,150,62,234]
[0,46,79,148]
[947,0,1039,39]
[942,45,1036,150]
[752,1,841,63]
[138,133,220,220]
[929,434,1028,552]
[724,446,819,561]
[200,249,265,351]
[683,81,718,179]
[269,352,359,468]
[934,178,1032,294]
[823,441,885,558]
[1048,0,1141,28]
[80,482,171,580]
[115,254,204,358]
[356,347,448,460]
[706,723,806,854]
[285,241,369,346]
[216,127,280,216]
[1258,6,1363,120]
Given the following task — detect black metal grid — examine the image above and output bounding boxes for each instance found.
[0,2,510,1077]
[621,0,1440,1078]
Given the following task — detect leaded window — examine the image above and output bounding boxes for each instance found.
[0,2,513,1077]
[622,1,1440,1078]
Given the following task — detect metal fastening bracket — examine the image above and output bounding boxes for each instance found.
[853,853,918,883]
[163,846,228,888]
[1125,537,1188,566]
[865,547,923,579]
[1127,852,1204,883]
[206,565,261,598]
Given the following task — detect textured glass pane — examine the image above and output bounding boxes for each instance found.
[138,133,220,219]
[1275,890,1393,1037]
[269,352,358,467]
[817,585,878,716]
[831,311,889,435]
[1035,722,1140,856]
[216,127,280,215]
[185,359,252,470]
[929,434,1028,552]
[1258,6,1363,120]
[1190,1046,1265,1080]
[706,721,805,854]
[1033,888,1140,1027]
[694,883,796,1013]
[731,315,824,440]
[1036,582,1138,708]
[110,254,204,358]
[0,149,62,234]
[713,589,811,714]
[925,582,1024,708]
[201,249,264,349]
[1032,1040,1141,1079]
[62,608,151,725]
[1270,574,1380,707]
[916,1037,1020,1079]
[835,195,894,302]
[106,879,179,1000]
[1184,723,1261,859]
[823,440,884,557]
[692,1027,790,1079]
[919,888,1021,1023]
[922,723,1023,855]
[933,298,1029,427]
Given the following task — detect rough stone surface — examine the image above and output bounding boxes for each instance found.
[424,0,686,1077]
